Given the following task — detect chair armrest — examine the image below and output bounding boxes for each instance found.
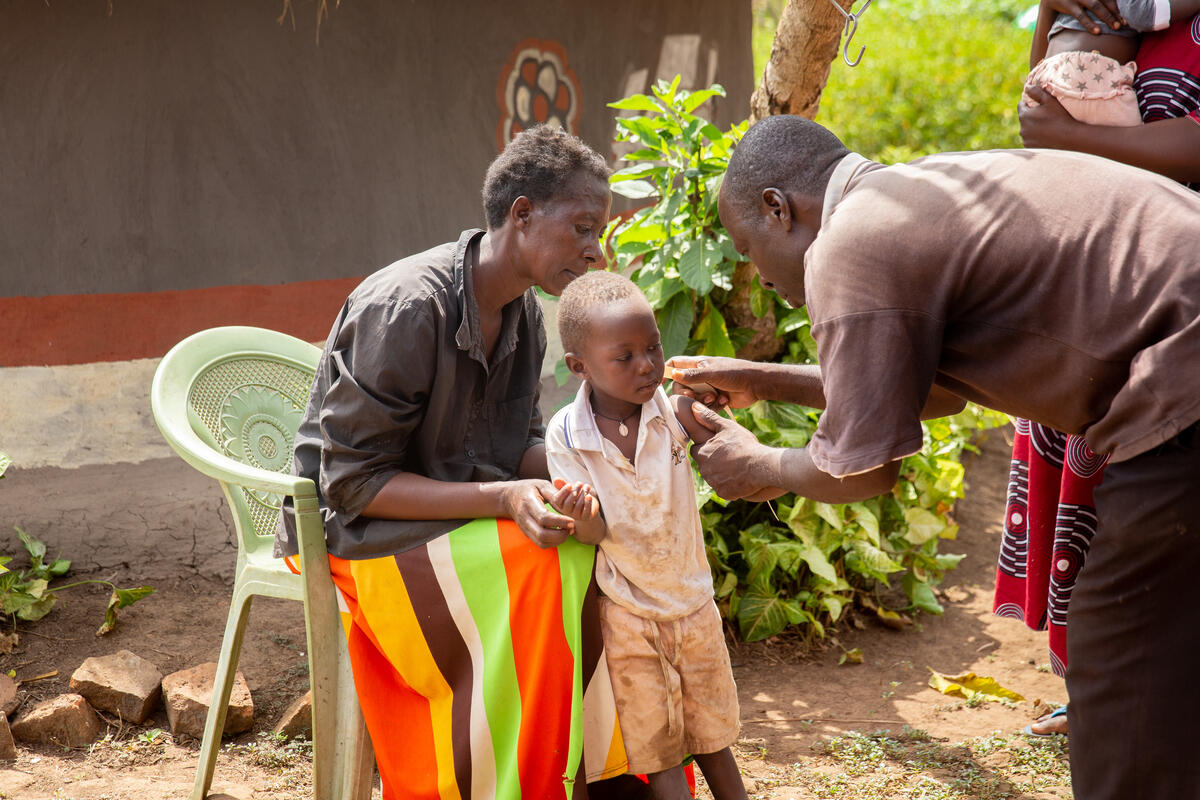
[153,412,317,501]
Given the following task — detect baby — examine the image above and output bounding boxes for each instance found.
[1023,0,1192,125]
[545,270,748,800]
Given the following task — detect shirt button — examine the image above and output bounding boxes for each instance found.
[467,449,476,459]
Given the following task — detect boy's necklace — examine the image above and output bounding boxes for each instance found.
[592,407,639,437]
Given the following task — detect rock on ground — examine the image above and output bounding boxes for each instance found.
[162,662,253,739]
[70,649,163,724]
[0,675,18,718]
[272,689,311,740]
[11,694,104,747]
[0,717,15,760]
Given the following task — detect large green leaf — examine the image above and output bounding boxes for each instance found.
[797,542,839,584]
[903,572,944,615]
[903,507,945,545]
[657,292,694,359]
[846,541,903,581]
[677,239,713,293]
[611,180,659,200]
[737,589,789,642]
[680,86,725,113]
[694,305,736,359]
[608,94,666,112]
[0,451,10,479]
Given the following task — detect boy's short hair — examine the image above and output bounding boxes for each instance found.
[557,270,645,354]
[482,126,611,230]
[723,115,850,224]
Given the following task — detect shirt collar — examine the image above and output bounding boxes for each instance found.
[564,381,669,454]
[454,228,486,353]
[453,228,528,368]
[821,152,873,228]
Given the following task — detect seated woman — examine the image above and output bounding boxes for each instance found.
[275,126,628,798]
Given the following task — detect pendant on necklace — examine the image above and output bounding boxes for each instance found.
[618,422,629,437]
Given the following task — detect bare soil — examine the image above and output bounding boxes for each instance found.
[0,429,1073,799]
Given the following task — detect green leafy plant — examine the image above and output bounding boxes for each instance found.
[0,527,154,635]
[603,79,1008,643]
[0,451,10,480]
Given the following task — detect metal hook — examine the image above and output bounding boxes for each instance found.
[827,0,872,67]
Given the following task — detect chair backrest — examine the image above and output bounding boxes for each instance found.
[153,326,321,550]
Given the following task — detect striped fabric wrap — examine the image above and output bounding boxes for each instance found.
[327,518,629,800]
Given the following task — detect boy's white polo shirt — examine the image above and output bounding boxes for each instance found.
[546,382,714,621]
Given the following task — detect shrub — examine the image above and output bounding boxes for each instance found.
[604,80,1007,642]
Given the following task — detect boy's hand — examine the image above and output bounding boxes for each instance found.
[549,478,607,544]
[550,478,600,526]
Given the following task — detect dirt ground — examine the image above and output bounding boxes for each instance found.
[0,428,1073,800]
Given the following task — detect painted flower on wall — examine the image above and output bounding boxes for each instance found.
[497,39,581,149]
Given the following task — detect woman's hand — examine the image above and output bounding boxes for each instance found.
[665,356,762,410]
[1041,0,1125,33]
[1020,84,1082,150]
[501,479,575,548]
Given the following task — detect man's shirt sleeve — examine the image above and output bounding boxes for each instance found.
[807,309,941,478]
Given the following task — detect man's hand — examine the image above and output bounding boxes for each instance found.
[688,403,777,499]
[666,356,761,410]
[501,479,575,548]
[1020,84,1080,150]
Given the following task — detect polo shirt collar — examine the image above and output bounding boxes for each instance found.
[821,152,873,228]
[564,381,667,454]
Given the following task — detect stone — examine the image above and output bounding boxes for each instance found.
[0,674,19,717]
[69,650,163,724]
[161,662,253,739]
[11,694,104,747]
[272,690,311,740]
[0,716,15,760]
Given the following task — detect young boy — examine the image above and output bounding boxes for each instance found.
[1024,0,1199,125]
[544,270,748,800]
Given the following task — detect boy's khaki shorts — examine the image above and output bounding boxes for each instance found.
[599,597,740,774]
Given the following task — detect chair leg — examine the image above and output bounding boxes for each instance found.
[335,645,376,800]
[190,584,255,800]
[303,583,376,800]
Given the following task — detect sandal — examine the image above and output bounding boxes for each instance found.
[1022,704,1068,737]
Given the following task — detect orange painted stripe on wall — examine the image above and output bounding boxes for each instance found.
[0,277,364,367]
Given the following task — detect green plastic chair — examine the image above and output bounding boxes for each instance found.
[151,325,374,800]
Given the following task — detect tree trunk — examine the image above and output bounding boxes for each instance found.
[729,0,850,361]
[749,0,852,123]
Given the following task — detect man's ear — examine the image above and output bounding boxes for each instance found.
[761,187,794,232]
[564,352,588,381]
[510,196,533,230]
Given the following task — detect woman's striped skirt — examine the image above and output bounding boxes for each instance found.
[327,518,630,799]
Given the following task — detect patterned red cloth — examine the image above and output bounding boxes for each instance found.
[993,422,1107,676]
